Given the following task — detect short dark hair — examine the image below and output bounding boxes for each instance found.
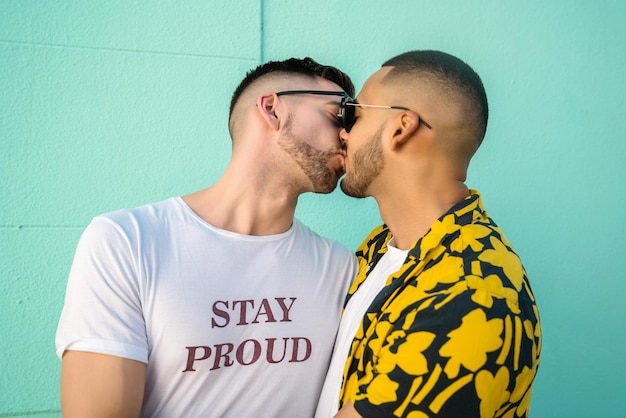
[229,57,355,118]
[383,50,489,144]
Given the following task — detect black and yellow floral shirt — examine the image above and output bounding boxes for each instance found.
[339,190,541,418]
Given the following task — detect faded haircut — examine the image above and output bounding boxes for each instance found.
[229,57,355,121]
[383,50,489,145]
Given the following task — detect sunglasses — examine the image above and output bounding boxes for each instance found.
[276,90,432,133]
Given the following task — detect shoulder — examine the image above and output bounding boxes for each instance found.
[291,218,354,257]
[77,198,181,253]
[87,198,181,234]
[454,220,527,293]
[99,198,180,227]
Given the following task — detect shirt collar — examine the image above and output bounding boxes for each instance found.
[407,190,483,262]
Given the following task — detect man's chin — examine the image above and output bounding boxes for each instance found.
[339,179,367,199]
[312,179,338,195]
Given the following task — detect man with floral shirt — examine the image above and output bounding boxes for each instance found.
[315,50,541,418]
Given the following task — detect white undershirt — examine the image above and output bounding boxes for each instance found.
[315,239,408,418]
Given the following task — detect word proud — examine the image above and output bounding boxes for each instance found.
[183,337,311,372]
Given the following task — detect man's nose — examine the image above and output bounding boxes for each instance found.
[339,128,349,145]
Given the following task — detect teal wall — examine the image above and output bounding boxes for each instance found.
[1,1,624,416]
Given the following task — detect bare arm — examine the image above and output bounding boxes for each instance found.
[334,402,362,418]
[60,350,146,418]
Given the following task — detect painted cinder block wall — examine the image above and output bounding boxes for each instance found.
[1,1,624,417]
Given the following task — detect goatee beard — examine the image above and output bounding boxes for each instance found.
[340,125,385,198]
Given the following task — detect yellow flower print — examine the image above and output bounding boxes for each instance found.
[479,238,525,291]
[361,359,376,388]
[364,373,399,405]
[453,197,476,217]
[376,330,408,374]
[421,213,461,254]
[510,366,534,404]
[500,408,517,418]
[415,253,464,293]
[378,331,436,376]
[348,268,369,296]
[475,367,510,418]
[407,411,430,418]
[401,309,418,331]
[506,366,536,417]
[467,274,520,314]
[433,281,473,311]
[534,320,542,355]
[343,372,361,403]
[365,321,392,353]
[450,224,492,253]
[440,309,504,378]
[514,381,534,417]
[367,321,394,355]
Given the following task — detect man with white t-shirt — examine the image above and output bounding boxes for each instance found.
[56,57,358,418]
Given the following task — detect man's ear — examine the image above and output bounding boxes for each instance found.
[390,112,419,150]
[256,93,281,131]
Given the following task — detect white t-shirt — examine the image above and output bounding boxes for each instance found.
[315,240,408,418]
[56,197,357,418]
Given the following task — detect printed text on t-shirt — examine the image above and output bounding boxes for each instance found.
[210,297,296,327]
[182,297,312,372]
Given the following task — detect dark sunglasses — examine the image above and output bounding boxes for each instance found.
[339,98,433,133]
[276,90,432,133]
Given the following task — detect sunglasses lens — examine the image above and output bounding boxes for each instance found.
[342,100,355,133]
[345,105,355,132]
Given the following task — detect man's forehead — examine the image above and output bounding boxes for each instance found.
[356,67,394,102]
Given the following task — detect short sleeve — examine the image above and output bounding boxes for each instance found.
[55,216,148,363]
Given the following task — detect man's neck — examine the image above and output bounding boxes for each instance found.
[376,182,469,250]
[182,163,300,236]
